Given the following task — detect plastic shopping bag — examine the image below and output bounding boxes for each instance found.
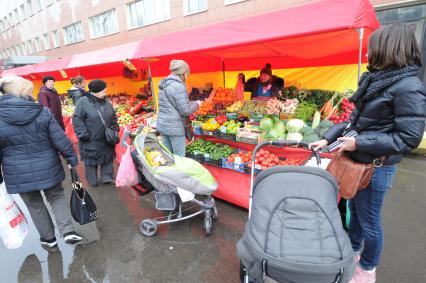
[116,146,139,187]
[0,183,29,249]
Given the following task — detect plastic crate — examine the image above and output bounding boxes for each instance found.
[249,113,264,122]
[226,112,238,120]
[222,160,246,173]
[202,130,218,136]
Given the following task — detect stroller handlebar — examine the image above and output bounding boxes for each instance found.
[251,140,321,166]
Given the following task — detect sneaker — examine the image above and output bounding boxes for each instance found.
[349,264,376,283]
[40,237,57,249]
[63,232,82,244]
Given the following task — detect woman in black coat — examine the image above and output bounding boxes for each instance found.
[73,80,119,187]
[311,24,426,283]
[0,76,82,249]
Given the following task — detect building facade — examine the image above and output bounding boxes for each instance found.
[0,0,425,66]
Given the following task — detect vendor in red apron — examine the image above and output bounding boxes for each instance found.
[244,63,284,98]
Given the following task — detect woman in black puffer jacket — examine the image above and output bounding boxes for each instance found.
[311,24,426,283]
[73,80,119,187]
[0,76,82,249]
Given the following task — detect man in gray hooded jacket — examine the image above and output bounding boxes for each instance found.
[156,60,201,156]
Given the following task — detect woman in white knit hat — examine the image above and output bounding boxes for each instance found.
[156,60,202,156]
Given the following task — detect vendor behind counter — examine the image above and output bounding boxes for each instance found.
[244,63,284,99]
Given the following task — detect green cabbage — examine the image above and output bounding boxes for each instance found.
[286,133,304,142]
[260,117,274,131]
[286,119,305,133]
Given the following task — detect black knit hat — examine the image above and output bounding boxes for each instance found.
[260,63,272,77]
[42,75,55,84]
[88,79,107,93]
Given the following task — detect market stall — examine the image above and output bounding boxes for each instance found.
[1,0,381,209]
[123,0,379,208]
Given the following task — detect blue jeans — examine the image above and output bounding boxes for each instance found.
[161,135,186,157]
[349,165,397,271]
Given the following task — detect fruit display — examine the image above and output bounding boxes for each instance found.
[329,98,355,124]
[62,104,75,117]
[213,87,236,103]
[118,113,134,126]
[223,120,242,135]
[196,101,214,115]
[226,101,245,112]
[280,99,299,116]
[186,139,235,160]
[202,118,220,131]
[239,101,266,115]
[126,112,155,134]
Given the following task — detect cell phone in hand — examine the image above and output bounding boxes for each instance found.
[327,130,358,153]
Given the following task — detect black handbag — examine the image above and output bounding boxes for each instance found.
[96,109,120,146]
[70,168,98,225]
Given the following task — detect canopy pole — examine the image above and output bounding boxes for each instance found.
[147,60,157,113]
[358,28,365,82]
[222,59,226,87]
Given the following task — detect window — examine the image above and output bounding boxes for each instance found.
[26,0,33,17]
[127,0,170,29]
[26,40,33,54]
[184,0,207,15]
[224,0,247,5]
[43,33,51,50]
[52,30,60,48]
[14,9,19,24]
[63,22,84,45]
[33,0,42,12]
[89,9,119,38]
[9,13,13,27]
[20,4,26,21]
[21,43,27,55]
[34,37,41,52]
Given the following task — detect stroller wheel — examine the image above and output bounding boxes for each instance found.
[140,219,158,237]
[211,206,218,220]
[204,217,212,236]
[239,262,252,283]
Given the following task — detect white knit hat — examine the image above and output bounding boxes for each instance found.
[170,59,190,75]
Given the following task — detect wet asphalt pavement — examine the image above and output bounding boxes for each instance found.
[1,155,425,283]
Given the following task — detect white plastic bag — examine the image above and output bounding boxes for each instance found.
[116,146,139,188]
[0,183,29,249]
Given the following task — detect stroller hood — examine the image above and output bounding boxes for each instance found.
[134,133,217,195]
[237,166,355,283]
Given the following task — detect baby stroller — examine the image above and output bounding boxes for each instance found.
[237,140,355,283]
[132,132,218,237]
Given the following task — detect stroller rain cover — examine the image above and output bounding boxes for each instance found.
[134,133,217,196]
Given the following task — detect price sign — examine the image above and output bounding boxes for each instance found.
[220,126,227,133]
[234,157,242,165]
[194,151,200,155]
[204,153,210,159]
[255,164,261,170]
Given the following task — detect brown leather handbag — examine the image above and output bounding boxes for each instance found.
[326,152,384,199]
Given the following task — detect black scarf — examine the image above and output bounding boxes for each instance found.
[350,65,420,104]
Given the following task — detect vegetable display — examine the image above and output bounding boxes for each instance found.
[186,139,235,160]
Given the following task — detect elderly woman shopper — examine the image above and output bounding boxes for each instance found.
[73,79,119,187]
[310,23,426,283]
[0,76,82,249]
[156,59,202,156]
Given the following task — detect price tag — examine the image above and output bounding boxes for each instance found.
[208,131,213,136]
[220,126,227,133]
[234,157,242,165]
[204,153,210,159]
[255,164,261,170]
[194,151,200,155]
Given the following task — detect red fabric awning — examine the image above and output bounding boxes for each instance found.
[133,0,379,75]
[67,41,141,68]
